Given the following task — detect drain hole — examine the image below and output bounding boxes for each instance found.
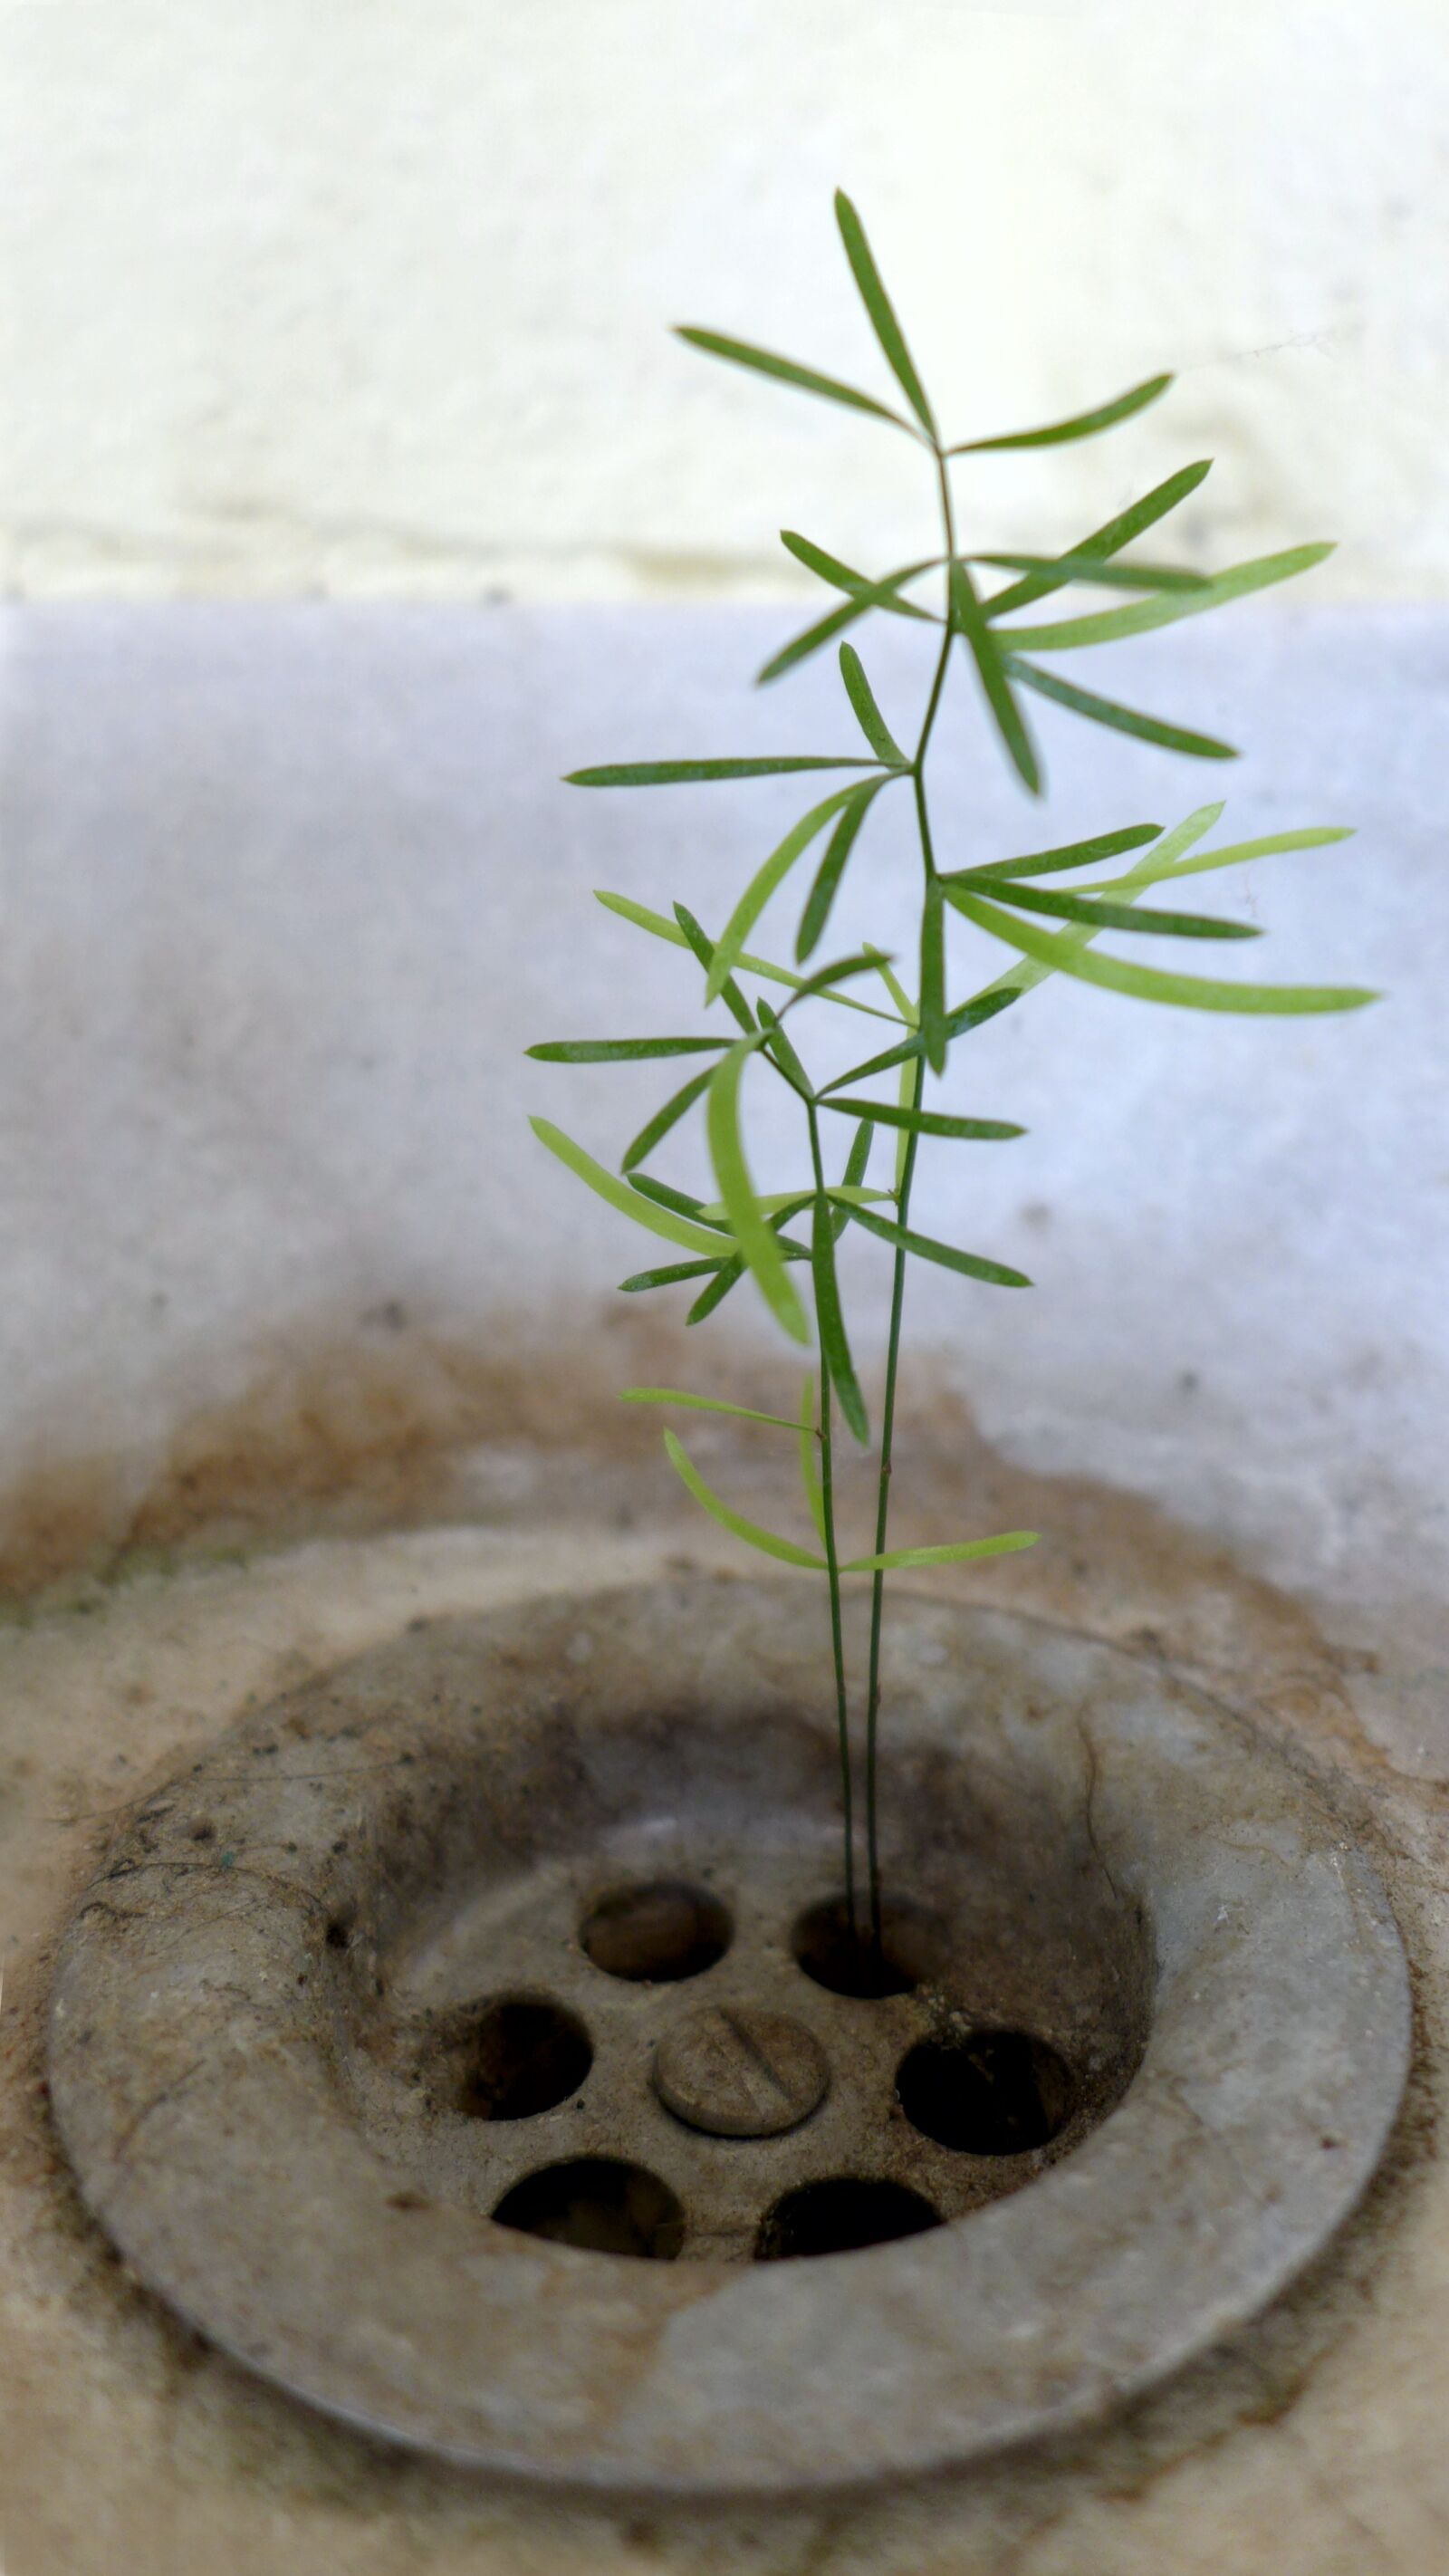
[493,2158,685,2258]
[580,1880,731,1983]
[756,2177,942,2260]
[897,2031,1074,2155]
[792,1897,929,1999]
[458,1998,592,2120]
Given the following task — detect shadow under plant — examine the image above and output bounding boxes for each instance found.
[529,186,1375,1966]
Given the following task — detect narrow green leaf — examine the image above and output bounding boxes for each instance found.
[798,1374,828,1548]
[686,1204,812,1326]
[834,190,937,436]
[706,786,872,1002]
[845,1200,1033,1287]
[1100,824,1355,889]
[758,556,942,686]
[839,643,908,766]
[531,1118,734,1254]
[707,1043,811,1343]
[621,1388,801,1431]
[595,889,691,944]
[841,1531,1039,1572]
[829,1120,878,1241]
[620,1258,728,1293]
[675,324,912,431]
[951,374,1171,454]
[595,889,899,1023]
[820,986,1018,1093]
[893,1055,916,1192]
[527,1037,731,1064]
[950,878,1259,939]
[951,562,1042,795]
[864,946,917,1024]
[567,755,880,787]
[1010,658,1237,760]
[782,531,936,620]
[777,948,894,1011]
[822,1096,1024,1139]
[796,782,884,962]
[663,1429,827,1568]
[686,1256,745,1325]
[1123,802,1223,870]
[984,462,1213,621]
[919,880,946,1074]
[955,822,1222,1011]
[629,1174,734,1232]
[997,543,1334,654]
[974,552,1206,595]
[761,596,871,687]
[840,1115,875,1193]
[755,998,812,1096]
[945,823,1163,889]
[812,1194,868,1445]
[947,888,1377,1015]
[621,1064,716,1174]
[750,963,898,1022]
[927,985,1022,1046]
[696,1186,889,1223]
[674,902,755,1033]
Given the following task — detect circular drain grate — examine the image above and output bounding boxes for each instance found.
[47,1577,1409,2497]
[345,1833,1126,2268]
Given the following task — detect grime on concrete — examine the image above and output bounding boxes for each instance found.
[42,1566,1411,2498]
[3,1411,1447,2569]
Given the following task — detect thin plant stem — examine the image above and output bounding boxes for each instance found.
[862,1062,923,1948]
[808,1102,858,1937]
[863,442,959,1950]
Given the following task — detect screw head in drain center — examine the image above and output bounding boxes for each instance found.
[652,2004,830,2138]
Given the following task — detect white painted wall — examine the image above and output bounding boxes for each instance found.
[2,13,1444,1724]
[5,0,1448,601]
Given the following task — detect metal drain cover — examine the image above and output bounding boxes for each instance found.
[47,1577,1410,2497]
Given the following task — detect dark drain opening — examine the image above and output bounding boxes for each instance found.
[458,1998,592,2120]
[493,2158,685,2259]
[581,1880,732,1983]
[897,2031,1074,2155]
[756,2177,942,2260]
[792,1896,929,1999]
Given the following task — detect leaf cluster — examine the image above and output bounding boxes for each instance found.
[527,189,1374,1602]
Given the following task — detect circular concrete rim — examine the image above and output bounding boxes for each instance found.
[47,1577,1411,2500]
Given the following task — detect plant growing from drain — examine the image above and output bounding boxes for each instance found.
[529,191,1374,1960]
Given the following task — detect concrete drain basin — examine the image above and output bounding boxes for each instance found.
[47,1574,1410,2498]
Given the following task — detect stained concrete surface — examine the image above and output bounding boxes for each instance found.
[53,1574,1403,2493]
[0,601,1445,2563]
[2,1424,1448,2572]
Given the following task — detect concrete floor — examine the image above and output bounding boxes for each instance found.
[2,601,1444,2566]
[3,1404,1447,2575]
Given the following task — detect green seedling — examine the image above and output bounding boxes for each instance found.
[530,190,1373,1962]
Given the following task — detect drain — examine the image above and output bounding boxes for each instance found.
[453,1997,592,2122]
[494,2158,685,2259]
[47,1577,1410,2496]
[580,1879,732,1983]
[791,1894,930,1999]
[897,2031,1074,2156]
[757,2177,942,2260]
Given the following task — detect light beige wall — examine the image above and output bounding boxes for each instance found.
[5,0,1447,601]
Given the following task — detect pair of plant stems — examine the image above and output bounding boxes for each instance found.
[530,191,1374,1958]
